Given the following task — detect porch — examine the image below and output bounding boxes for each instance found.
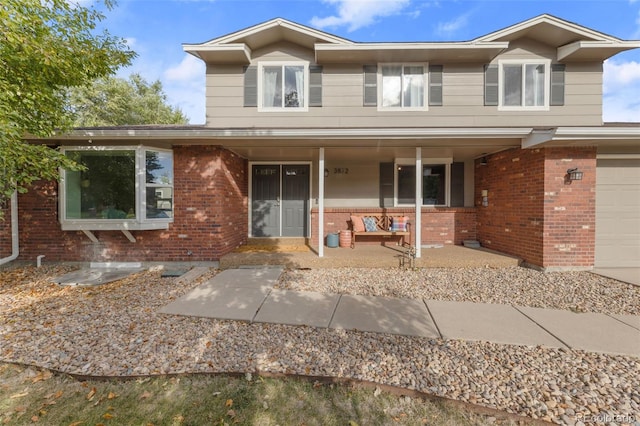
[219,238,521,269]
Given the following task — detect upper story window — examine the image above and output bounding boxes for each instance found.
[379,64,427,110]
[59,146,173,231]
[500,60,550,109]
[484,59,553,110]
[258,62,309,111]
[364,64,441,109]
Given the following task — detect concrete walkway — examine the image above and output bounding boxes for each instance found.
[160,267,640,358]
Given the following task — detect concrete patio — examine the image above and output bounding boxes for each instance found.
[219,241,522,269]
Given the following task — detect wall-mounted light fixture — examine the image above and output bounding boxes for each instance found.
[480,156,488,166]
[324,168,329,178]
[566,168,583,182]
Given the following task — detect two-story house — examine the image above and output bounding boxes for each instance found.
[2,14,639,271]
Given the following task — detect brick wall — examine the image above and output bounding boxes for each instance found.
[475,147,596,269]
[0,199,12,259]
[311,207,476,247]
[17,145,248,263]
[541,148,596,268]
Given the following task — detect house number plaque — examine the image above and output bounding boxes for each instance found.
[333,167,349,174]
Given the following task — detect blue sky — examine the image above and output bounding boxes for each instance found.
[97,0,640,124]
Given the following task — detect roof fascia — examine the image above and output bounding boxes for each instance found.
[523,126,640,148]
[183,43,252,62]
[50,127,534,141]
[557,40,640,61]
[315,41,508,51]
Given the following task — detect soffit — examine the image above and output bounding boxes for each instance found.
[314,42,509,64]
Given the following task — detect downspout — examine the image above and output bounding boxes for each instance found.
[0,191,19,266]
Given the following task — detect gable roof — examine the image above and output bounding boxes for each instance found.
[183,18,352,63]
[185,14,640,64]
[474,14,640,61]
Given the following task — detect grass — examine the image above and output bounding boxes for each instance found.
[0,363,526,425]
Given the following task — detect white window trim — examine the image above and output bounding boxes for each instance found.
[59,145,173,232]
[257,61,310,112]
[378,63,429,112]
[394,157,452,207]
[498,59,551,111]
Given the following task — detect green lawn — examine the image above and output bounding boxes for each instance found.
[0,363,525,425]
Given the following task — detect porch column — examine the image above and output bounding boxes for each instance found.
[415,147,422,259]
[318,147,325,257]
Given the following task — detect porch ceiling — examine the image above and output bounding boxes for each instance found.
[224,138,521,162]
[41,127,526,162]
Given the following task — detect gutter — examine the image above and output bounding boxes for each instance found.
[0,191,19,266]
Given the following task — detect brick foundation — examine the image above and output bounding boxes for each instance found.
[475,147,596,269]
[16,145,248,263]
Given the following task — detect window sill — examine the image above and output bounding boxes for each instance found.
[61,220,171,242]
[377,107,428,112]
[61,220,171,231]
[497,106,550,111]
[257,107,309,113]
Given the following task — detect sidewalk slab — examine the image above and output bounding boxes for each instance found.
[212,267,283,289]
[159,267,280,321]
[161,287,270,321]
[330,295,439,338]
[518,307,640,357]
[609,314,640,331]
[592,268,640,287]
[255,290,340,328]
[426,301,567,349]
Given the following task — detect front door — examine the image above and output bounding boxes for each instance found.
[251,164,309,237]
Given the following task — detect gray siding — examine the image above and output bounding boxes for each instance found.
[205,40,604,128]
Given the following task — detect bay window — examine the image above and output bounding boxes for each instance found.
[60,146,173,231]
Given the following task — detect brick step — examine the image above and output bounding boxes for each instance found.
[235,237,310,253]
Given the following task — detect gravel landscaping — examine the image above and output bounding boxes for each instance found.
[1,265,638,425]
[277,267,640,316]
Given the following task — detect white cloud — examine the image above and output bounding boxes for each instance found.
[164,54,204,82]
[435,13,469,38]
[603,60,640,122]
[310,0,411,32]
[162,55,206,124]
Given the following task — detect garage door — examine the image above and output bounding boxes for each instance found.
[595,158,640,267]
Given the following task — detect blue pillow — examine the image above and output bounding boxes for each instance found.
[362,217,378,232]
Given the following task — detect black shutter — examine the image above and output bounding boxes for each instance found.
[309,66,323,107]
[550,64,565,106]
[243,65,257,107]
[379,162,394,207]
[450,162,465,207]
[363,65,377,106]
[484,64,499,106]
[429,65,443,106]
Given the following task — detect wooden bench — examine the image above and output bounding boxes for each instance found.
[350,215,411,248]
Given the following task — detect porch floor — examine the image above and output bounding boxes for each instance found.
[219,242,521,269]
